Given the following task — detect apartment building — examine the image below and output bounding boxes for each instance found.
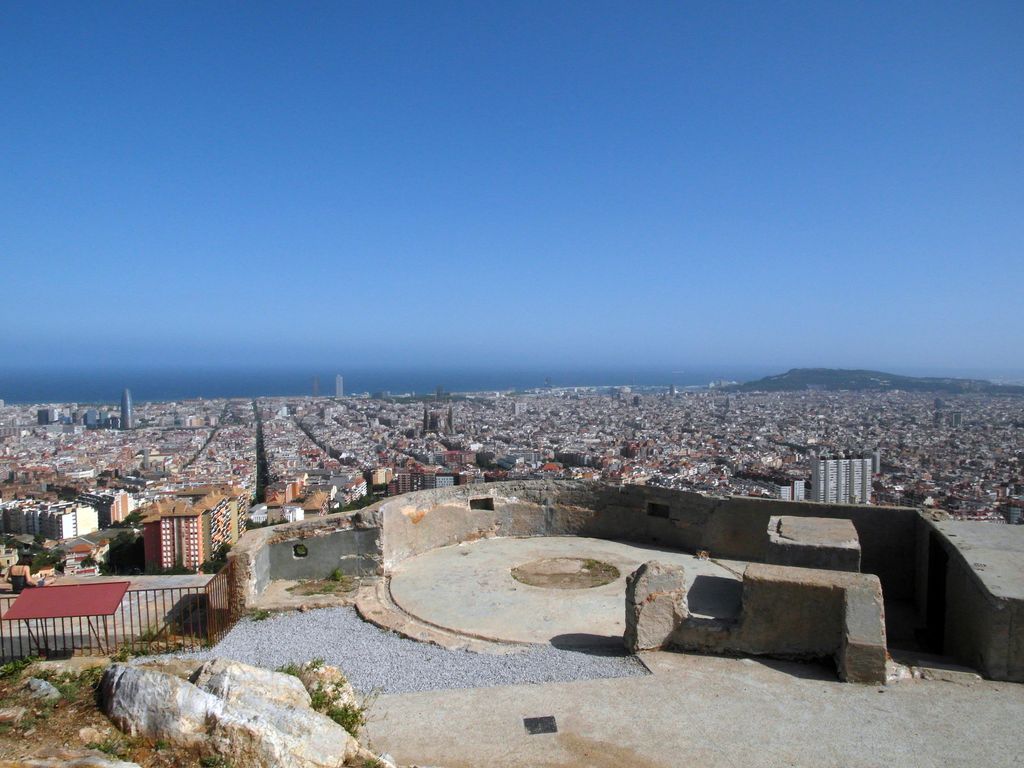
[0,500,99,539]
[809,456,874,504]
[141,485,247,571]
[77,490,132,527]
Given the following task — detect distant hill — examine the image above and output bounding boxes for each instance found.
[733,368,1024,395]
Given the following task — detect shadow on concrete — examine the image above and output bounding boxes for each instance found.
[745,655,838,682]
[884,598,925,652]
[548,632,630,656]
[687,575,743,620]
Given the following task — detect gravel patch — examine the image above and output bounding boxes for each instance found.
[162,606,648,695]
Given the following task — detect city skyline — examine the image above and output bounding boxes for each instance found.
[3,2,1022,371]
[4,363,1024,407]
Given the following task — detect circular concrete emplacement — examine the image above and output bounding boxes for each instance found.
[511,557,620,589]
[389,537,743,647]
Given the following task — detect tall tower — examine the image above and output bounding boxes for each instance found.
[809,455,873,504]
[335,374,344,398]
[120,389,134,430]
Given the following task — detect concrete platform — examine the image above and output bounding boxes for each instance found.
[388,537,742,646]
[766,515,861,571]
[252,578,359,611]
[356,578,520,654]
[365,650,1024,768]
[932,520,1024,601]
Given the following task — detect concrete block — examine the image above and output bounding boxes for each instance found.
[723,564,888,683]
[765,516,861,572]
[839,585,887,684]
[736,563,847,657]
[625,561,689,652]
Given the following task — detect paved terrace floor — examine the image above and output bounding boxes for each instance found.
[366,650,1024,768]
[389,536,743,646]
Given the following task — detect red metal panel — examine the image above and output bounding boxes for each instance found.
[2,582,131,620]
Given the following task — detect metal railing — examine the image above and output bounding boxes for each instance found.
[0,567,236,663]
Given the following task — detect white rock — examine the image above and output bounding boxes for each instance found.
[0,746,142,767]
[191,658,311,709]
[297,662,357,709]
[102,665,217,749]
[101,661,358,768]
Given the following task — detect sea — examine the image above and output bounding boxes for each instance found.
[0,366,770,405]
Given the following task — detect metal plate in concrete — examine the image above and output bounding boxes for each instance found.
[523,716,557,735]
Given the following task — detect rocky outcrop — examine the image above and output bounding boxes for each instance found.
[22,678,61,702]
[0,708,27,726]
[624,561,689,652]
[0,748,141,768]
[191,658,312,709]
[101,659,359,768]
[294,660,357,710]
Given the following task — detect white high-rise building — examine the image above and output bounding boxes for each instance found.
[809,456,874,504]
[776,479,806,502]
[335,374,344,398]
[1,501,99,539]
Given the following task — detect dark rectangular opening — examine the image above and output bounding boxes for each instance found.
[523,716,557,735]
[469,497,495,511]
[925,531,948,653]
[647,502,670,519]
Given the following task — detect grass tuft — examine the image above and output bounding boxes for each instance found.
[325,701,366,736]
[0,656,38,681]
[275,661,303,678]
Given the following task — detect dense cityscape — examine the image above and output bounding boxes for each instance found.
[0,374,1021,581]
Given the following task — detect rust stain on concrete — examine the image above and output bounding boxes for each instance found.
[401,506,428,524]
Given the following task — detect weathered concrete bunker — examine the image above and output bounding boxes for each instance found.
[227,480,1024,683]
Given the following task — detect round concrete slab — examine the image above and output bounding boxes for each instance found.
[389,537,742,646]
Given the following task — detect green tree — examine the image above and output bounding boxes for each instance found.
[112,510,144,528]
[106,531,145,574]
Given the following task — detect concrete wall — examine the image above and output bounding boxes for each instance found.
[226,508,381,615]
[251,539,271,600]
[692,494,919,601]
[223,479,1023,683]
[268,527,380,580]
[928,522,1024,682]
[943,554,1003,673]
[377,481,922,603]
[378,481,584,568]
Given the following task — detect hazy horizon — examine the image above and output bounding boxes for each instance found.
[3,3,1022,371]
[3,362,1024,406]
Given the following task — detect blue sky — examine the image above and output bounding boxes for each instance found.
[2,1,1022,375]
